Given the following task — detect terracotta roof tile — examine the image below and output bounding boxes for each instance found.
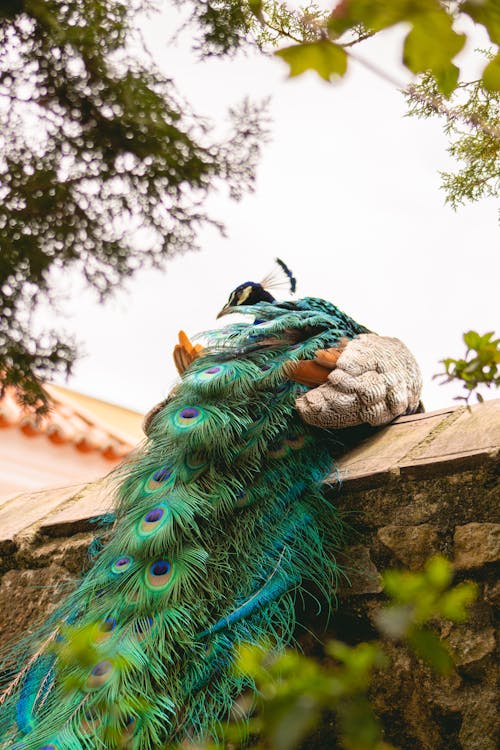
[0,385,140,461]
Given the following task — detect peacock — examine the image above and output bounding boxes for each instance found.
[0,262,422,750]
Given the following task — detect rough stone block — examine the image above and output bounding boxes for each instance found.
[337,545,382,595]
[20,533,95,575]
[377,524,440,568]
[454,523,500,569]
[0,564,73,644]
[447,625,496,666]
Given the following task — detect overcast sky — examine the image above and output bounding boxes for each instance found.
[42,1,499,415]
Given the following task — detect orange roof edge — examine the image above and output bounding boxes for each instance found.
[44,384,145,446]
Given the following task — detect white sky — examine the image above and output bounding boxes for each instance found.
[42,2,499,415]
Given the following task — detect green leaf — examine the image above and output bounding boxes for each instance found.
[275,40,348,81]
[408,628,454,674]
[328,0,411,36]
[403,10,466,94]
[482,51,500,92]
[439,582,477,622]
[463,330,481,349]
[463,0,500,45]
[248,0,264,19]
[425,554,452,591]
[269,697,320,750]
[435,63,460,97]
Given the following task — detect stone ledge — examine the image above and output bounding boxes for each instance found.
[0,400,497,550]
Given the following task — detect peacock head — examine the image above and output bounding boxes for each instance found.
[217,281,275,318]
[217,259,296,318]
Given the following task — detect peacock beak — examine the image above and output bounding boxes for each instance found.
[216,305,232,319]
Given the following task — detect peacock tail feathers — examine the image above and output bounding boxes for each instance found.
[0,298,367,749]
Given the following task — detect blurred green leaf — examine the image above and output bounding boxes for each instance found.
[403,10,465,94]
[276,40,347,81]
[425,554,453,590]
[436,330,500,402]
[407,628,454,675]
[463,0,500,45]
[439,582,478,622]
[482,51,500,92]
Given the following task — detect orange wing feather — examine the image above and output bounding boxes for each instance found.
[173,331,205,375]
[286,340,348,387]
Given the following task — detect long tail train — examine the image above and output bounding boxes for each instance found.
[0,295,370,749]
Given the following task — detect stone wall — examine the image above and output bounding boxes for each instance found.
[0,401,498,749]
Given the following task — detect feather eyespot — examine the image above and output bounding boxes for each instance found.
[275,382,290,394]
[285,432,306,450]
[269,440,289,459]
[146,559,174,591]
[179,451,209,482]
[144,466,175,493]
[171,406,205,431]
[137,505,169,538]
[145,508,164,522]
[193,363,237,387]
[271,381,294,402]
[95,616,117,643]
[111,556,133,575]
[86,659,114,690]
[180,407,199,419]
[99,617,117,632]
[38,746,57,750]
[121,715,137,739]
[81,710,100,733]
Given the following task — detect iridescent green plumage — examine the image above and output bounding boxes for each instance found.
[0,297,368,749]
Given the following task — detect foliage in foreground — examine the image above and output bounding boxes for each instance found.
[436,330,500,404]
[0,0,266,409]
[188,555,476,750]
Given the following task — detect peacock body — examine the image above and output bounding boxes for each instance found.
[0,291,377,749]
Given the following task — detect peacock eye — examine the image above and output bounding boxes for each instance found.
[111,555,133,574]
[145,559,174,591]
[152,467,172,483]
[123,715,137,736]
[145,508,164,523]
[145,465,175,493]
[151,560,170,576]
[99,617,117,632]
[171,405,205,431]
[86,659,114,690]
[179,407,199,420]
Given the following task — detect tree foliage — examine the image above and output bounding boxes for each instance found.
[0,0,266,409]
[435,330,500,403]
[406,57,500,212]
[186,2,500,96]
